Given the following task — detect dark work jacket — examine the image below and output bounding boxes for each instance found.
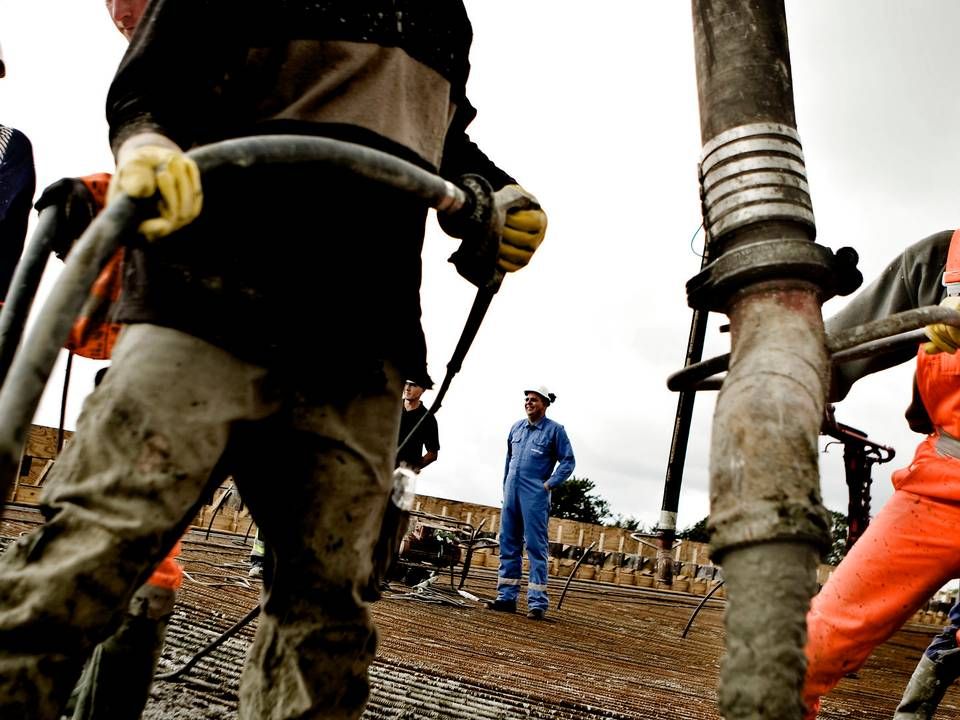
[106,0,515,381]
[826,230,952,432]
[0,126,35,301]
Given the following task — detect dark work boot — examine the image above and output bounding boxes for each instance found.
[893,654,956,719]
[483,599,516,613]
[68,585,175,720]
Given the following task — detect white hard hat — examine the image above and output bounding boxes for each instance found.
[524,385,556,405]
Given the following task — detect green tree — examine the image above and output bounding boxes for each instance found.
[608,514,645,532]
[550,476,611,525]
[825,510,849,566]
[674,511,854,564]
[677,516,710,543]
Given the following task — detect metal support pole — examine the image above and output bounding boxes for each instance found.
[56,351,73,454]
[656,297,709,586]
[690,2,837,717]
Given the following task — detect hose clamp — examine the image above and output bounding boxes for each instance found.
[688,122,861,310]
[699,122,815,241]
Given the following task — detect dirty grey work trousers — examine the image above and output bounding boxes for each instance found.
[0,324,402,720]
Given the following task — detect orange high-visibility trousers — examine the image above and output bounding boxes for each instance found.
[802,488,960,717]
[803,347,960,718]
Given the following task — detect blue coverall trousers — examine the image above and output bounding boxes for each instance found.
[496,479,550,611]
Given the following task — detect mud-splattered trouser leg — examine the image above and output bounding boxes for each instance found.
[0,324,279,720]
[66,541,183,720]
[802,490,960,719]
[233,365,402,720]
[66,583,176,720]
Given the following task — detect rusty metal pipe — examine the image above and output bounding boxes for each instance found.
[691,2,832,718]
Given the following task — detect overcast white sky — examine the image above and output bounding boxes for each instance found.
[1,1,959,534]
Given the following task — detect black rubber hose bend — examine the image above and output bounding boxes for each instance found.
[0,135,467,504]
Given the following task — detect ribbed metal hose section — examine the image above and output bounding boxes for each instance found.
[699,123,815,241]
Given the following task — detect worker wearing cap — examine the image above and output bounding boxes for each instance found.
[396,376,439,472]
[364,376,441,594]
[801,229,960,718]
[487,385,574,620]
[24,6,180,719]
[0,40,36,305]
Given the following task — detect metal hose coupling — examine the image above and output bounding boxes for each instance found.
[688,122,861,311]
[700,121,815,240]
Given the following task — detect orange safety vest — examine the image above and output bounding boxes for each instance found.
[891,229,960,500]
[63,173,124,360]
[147,540,184,591]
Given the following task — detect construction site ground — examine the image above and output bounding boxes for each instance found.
[1,505,953,720]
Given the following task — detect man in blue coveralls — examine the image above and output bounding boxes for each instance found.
[487,385,575,620]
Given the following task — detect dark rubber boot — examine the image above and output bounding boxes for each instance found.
[483,599,517,613]
[893,654,956,720]
[67,584,175,720]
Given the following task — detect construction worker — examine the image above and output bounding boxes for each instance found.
[0,40,36,304]
[247,528,267,578]
[802,229,960,719]
[105,0,149,38]
[55,347,183,720]
[397,377,440,473]
[0,4,547,720]
[487,385,575,621]
[369,376,441,591]
[24,6,183,718]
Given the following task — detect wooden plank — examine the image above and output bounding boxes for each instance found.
[34,460,56,487]
[24,425,71,461]
[13,486,43,504]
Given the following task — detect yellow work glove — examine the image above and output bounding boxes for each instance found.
[495,184,547,274]
[108,145,202,241]
[924,295,960,354]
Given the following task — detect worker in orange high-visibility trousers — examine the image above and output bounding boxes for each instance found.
[803,228,960,718]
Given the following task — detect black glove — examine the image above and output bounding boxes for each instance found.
[440,175,546,291]
[438,174,500,289]
[34,178,99,260]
